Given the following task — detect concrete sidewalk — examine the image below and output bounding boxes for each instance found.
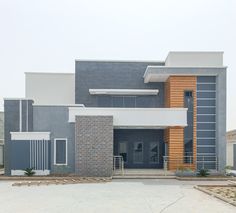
[0,179,235,213]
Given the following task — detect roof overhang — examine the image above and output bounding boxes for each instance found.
[143,66,227,83]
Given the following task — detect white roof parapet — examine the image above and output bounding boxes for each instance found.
[89,89,159,95]
[11,132,50,141]
[165,51,224,67]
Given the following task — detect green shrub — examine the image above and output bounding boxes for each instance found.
[24,168,35,176]
[225,165,233,170]
[197,168,209,177]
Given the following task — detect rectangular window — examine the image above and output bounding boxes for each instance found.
[112,96,123,107]
[54,138,67,165]
[123,96,136,107]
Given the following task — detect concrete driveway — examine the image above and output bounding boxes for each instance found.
[0,179,235,213]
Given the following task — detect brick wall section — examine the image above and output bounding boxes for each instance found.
[164,76,197,170]
[75,116,113,177]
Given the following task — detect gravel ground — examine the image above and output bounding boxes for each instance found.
[0,179,235,213]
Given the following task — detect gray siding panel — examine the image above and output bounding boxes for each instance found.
[197,92,216,98]
[197,139,215,146]
[197,115,215,122]
[197,76,217,170]
[197,84,216,90]
[75,61,164,107]
[11,141,30,170]
[197,123,216,130]
[4,100,34,175]
[197,100,216,106]
[198,76,216,83]
[33,106,75,174]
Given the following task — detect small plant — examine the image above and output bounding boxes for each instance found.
[24,168,35,176]
[197,168,209,177]
[225,165,233,170]
[177,165,186,172]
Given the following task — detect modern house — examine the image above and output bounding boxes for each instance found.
[227,130,236,169]
[4,52,227,176]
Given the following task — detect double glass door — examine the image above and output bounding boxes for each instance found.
[118,141,161,168]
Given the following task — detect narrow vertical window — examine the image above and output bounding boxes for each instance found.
[184,91,194,163]
[54,138,67,165]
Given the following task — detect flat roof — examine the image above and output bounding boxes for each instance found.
[75,59,165,63]
[25,72,74,75]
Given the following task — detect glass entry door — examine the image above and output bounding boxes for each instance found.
[114,129,164,169]
[117,140,161,168]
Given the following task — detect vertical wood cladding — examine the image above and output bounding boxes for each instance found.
[164,76,197,170]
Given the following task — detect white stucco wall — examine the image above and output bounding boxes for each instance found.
[227,141,236,166]
[165,52,223,67]
[68,107,187,128]
[25,72,75,105]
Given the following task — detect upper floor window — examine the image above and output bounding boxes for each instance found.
[112,96,136,107]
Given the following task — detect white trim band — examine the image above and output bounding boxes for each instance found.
[11,132,50,141]
[89,89,159,95]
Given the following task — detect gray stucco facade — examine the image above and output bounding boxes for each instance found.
[75,61,165,108]
[33,106,75,174]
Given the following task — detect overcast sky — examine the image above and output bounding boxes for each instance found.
[0,0,235,130]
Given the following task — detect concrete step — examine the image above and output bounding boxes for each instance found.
[112,175,176,179]
[113,173,174,176]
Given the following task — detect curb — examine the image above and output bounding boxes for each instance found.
[0,176,112,181]
[194,185,236,207]
[176,177,236,181]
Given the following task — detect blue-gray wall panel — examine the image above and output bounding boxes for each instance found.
[4,100,34,175]
[197,100,216,106]
[11,141,30,170]
[4,100,20,175]
[197,123,216,130]
[33,106,75,173]
[197,76,216,83]
[197,92,216,98]
[197,84,216,90]
[197,115,215,122]
[197,76,217,170]
[197,139,215,146]
[75,61,164,107]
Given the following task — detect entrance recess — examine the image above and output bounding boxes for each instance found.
[114,129,164,168]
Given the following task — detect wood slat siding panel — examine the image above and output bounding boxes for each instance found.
[164,76,197,170]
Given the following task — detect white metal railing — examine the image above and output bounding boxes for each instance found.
[113,156,124,176]
[163,155,218,173]
[196,155,218,170]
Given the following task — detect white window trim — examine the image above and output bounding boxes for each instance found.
[54,138,68,166]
